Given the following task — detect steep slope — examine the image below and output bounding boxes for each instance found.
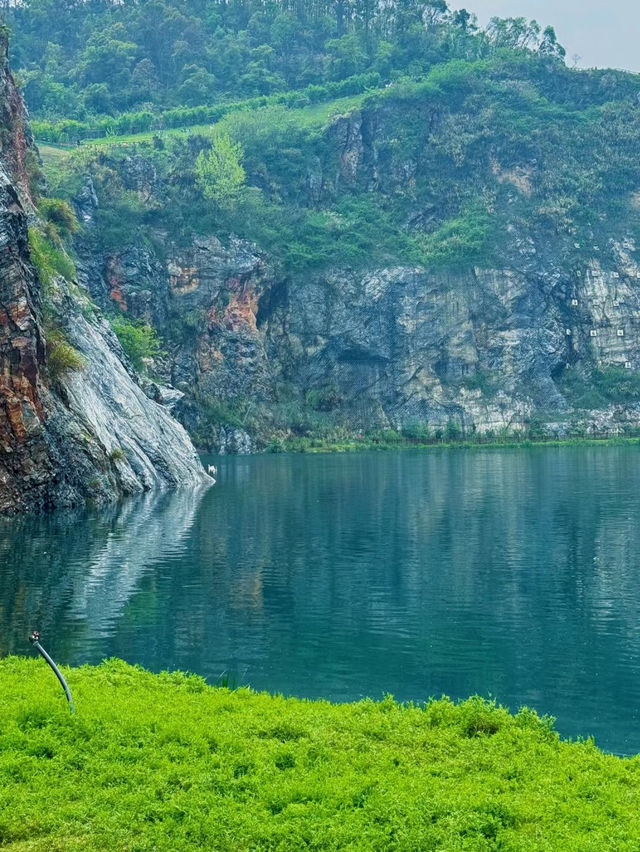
[49,53,640,449]
[0,31,209,513]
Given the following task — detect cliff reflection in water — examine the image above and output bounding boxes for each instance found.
[2,447,640,754]
[0,486,206,661]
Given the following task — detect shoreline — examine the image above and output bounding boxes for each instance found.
[263,434,640,454]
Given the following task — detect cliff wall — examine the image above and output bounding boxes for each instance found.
[0,33,209,512]
[50,60,640,450]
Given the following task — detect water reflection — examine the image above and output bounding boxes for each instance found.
[2,447,640,754]
[0,486,206,660]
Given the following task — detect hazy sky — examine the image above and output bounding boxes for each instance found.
[459,0,640,73]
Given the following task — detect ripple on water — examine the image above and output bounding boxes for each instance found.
[3,447,640,753]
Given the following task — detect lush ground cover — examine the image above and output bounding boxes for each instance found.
[33,89,372,149]
[1,657,640,850]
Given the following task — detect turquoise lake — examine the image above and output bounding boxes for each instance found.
[2,446,640,755]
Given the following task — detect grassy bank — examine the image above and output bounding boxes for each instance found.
[266,434,640,454]
[1,658,639,850]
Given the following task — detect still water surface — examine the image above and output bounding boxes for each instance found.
[2,447,640,754]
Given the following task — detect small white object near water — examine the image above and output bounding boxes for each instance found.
[613,299,620,307]
[571,299,579,306]
[612,272,620,279]
[590,329,598,337]
[617,329,625,337]
[626,361,633,369]
[565,328,572,336]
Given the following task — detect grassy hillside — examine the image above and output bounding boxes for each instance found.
[40,52,640,279]
[1,657,640,850]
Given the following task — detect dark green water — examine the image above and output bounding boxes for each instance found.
[2,446,640,754]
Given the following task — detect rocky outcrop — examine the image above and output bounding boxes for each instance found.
[79,224,640,446]
[44,286,210,503]
[268,259,640,434]
[0,36,210,513]
[0,28,36,202]
[0,162,53,511]
[78,226,275,445]
[66,92,640,449]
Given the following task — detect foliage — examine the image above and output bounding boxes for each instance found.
[266,428,640,453]
[414,204,497,268]
[39,41,640,281]
[195,133,245,206]
[31,73,381,143]
[21,3,640,294]
[37,196,79,241]
[46,330,86,378]
[2,657,640,850]
[4,0,566,128]
[110,316,162,371]
[27,226,76,287]
[559,366,640,408]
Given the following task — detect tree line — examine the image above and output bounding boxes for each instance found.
[3,0,565,122]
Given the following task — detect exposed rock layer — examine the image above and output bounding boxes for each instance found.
[70,90,640,447]
[81,226,640,446]
[0,36,209,513]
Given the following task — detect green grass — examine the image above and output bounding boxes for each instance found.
[27,227,76,288]
[37,145,74,166]
[1,658,640,850]
[35,93,369,153]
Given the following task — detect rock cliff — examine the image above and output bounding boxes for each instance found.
[46,59,640,450]
[0,33,209,512]
[80,234,640,446]
[74,181,640,450]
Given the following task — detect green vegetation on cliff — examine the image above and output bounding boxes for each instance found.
[110,316,162,372]
[2,657,640,850]
[39,47,640,278]
[4,0,565,129]
[16,2,640,446]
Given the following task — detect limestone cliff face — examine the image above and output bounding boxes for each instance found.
[70,103,640,449]
[81,231,640,447]
[0,36,209,512]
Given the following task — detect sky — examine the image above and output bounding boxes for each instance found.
[458,0,640,73]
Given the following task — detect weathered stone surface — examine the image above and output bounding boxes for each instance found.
[79,219,640,447]
[67,104,640,449]
[217,425,253,455]
[47,298,209,500]
[0,159,54,512]
[0,40,210,512]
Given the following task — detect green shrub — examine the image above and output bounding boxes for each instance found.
[414,204,498,269]
[594,367,640,403]
[305,385,342,412]
[37,197,79,240]
[401,421,432,441]
[195,133,246,206]
[559,366,640,408]
[28,227,76,287]
[46,330,85,377]
[110,316,161,371]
